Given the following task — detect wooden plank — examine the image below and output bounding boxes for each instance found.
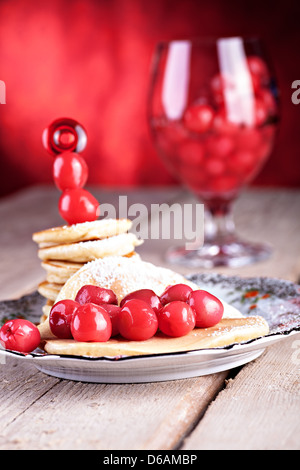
[0,370,227,450]
[230,189,300,282]
[181,335,300,450]
[0,357,60,441]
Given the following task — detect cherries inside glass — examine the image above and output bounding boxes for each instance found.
[148,37,279,268]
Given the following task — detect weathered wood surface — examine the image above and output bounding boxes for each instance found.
[182,335,300,450]
[0,185,299,450]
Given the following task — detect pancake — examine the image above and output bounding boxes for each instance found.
[43,316,269,357]
[41,260,85,284]
[32,218,132,245]
[41,254,139,284]
[38,233,143,262]
[41,300,54,323]
[38,280,63,302]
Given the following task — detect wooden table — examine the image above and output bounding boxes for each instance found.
[0,185,299,450]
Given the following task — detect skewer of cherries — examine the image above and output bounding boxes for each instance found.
[42,117,100,225]
[0,119,102,355]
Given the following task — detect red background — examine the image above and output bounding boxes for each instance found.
[0,0,299,197]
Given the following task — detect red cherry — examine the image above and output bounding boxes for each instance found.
[0,319,40,353]
[178,140,205,166]
[53,152,88,191]
[210,73,235,106]
[160,284,193,305]
[258,89,277,116]
[249,71,262,94]
[247,56,269,86]
[99,304,121,337]
[236,128,262,151]
[158,301,195,337]
[212,110,239,136]
[118,299,158,341]
[188,290,224,328]
[206,135,235,159]
[70,303,112,342]
[229,149,256,173]
[205,157,225,177]
[183,104,214,133]
[58,188,100,225]
[75,285,118,306]
[49,299,79,339]
[120,289,162,314]
[254,98,268,126]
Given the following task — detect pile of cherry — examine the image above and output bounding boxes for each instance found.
[0,284,224,353]
[48,284,224,343]
[43,117,100,225]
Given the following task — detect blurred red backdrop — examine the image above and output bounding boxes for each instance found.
[0,0,299,197]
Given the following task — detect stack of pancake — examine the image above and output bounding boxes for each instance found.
[32,219,142,321]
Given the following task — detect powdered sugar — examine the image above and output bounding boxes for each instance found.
[75,256,192,297]
[56,256,196,304]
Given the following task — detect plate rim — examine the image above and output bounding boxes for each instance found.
[0,323,298,365]
[0,274,300,364]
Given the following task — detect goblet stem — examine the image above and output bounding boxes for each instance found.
[204,205,236,243]
[166,200,272,268]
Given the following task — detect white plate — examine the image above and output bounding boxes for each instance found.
[0,274,299,383]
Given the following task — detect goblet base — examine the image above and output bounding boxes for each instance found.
[166,236,272,269]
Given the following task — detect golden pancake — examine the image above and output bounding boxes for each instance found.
[41,300,54,323]
[38,233,143,262]
[41,253,140,284]
[38,280,64,302]
[43,316,269,357]
[41,260,85,284]
[32,218,132,245]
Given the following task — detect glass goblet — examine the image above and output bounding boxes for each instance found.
[148,37,279,268]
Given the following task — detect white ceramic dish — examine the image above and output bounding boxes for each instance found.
[0,274,299,383]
